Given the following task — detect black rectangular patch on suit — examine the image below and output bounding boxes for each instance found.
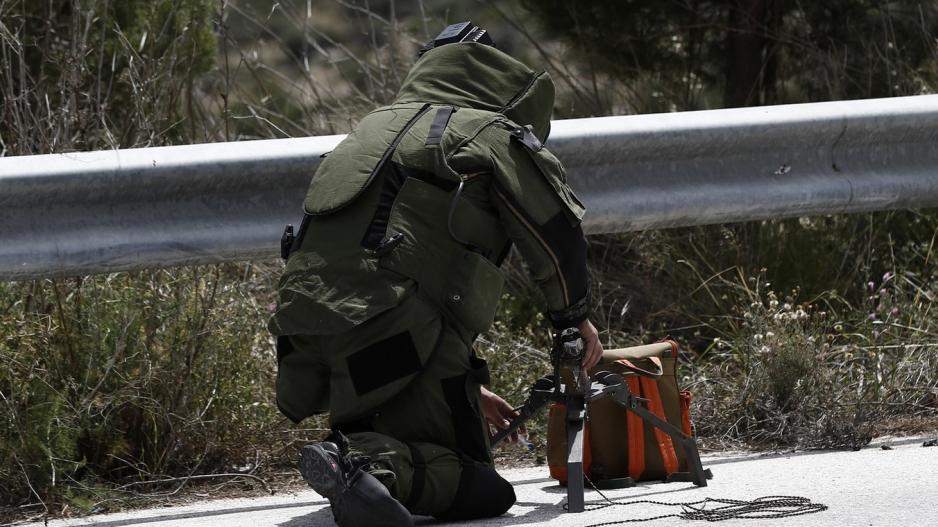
[346,331,422,395]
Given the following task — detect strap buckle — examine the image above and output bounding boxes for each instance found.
[280,224,295,260]
[510,125,544,152]
[368,232,405,257]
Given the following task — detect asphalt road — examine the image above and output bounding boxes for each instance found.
[18,436,938,527]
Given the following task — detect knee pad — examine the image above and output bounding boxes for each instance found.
[434,462,516,521]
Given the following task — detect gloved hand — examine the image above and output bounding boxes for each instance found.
[480,386,526,447]
[578,319,603,370]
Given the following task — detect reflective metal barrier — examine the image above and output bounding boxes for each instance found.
[3,95,938,280]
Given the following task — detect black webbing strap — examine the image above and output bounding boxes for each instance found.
[359,104,432,253]
[360,163,409,254]
[376,103,432,174]
[403,444,427,509]
[425,106,456,145]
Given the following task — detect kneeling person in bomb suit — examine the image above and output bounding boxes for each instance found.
[269,22,603,526]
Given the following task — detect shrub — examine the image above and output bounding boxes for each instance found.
[0,264,287,512]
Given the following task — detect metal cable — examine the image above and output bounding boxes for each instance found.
[446,178,469,246]
[568,474,828,525]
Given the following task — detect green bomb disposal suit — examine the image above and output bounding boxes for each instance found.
[269,42,590,519]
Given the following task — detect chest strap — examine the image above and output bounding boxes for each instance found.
[359,104,436,255]
[425,106,456,145]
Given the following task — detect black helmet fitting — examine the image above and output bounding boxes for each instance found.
[417,21,495,57]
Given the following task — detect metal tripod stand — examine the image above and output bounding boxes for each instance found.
[491,328,713,513]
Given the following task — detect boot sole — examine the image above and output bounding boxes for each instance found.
[298,444,344,500]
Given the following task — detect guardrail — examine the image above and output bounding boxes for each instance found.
[3,95,938,280]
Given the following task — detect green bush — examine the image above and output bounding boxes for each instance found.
[0,265,285,511]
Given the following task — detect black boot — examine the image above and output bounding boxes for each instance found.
[299,437,413,527]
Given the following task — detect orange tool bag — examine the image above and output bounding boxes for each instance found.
[547,340,695,485]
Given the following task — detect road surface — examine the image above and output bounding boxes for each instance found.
[16,436,938,527]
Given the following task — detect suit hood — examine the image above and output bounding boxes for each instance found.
[393,43,555,141]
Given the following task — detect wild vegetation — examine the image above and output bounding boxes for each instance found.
[1,0,937,521]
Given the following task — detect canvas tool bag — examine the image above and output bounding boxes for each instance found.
[547,340,695,485]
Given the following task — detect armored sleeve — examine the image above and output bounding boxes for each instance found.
[450,120,590,329]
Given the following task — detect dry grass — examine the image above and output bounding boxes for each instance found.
[581,214,938,448]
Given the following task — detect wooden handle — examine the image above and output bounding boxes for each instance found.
[615,357,663,377]
[600,342,674,362]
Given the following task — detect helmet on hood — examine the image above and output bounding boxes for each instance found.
[417,21,495,57]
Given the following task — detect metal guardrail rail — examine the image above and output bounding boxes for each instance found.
[3,95,938,280]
